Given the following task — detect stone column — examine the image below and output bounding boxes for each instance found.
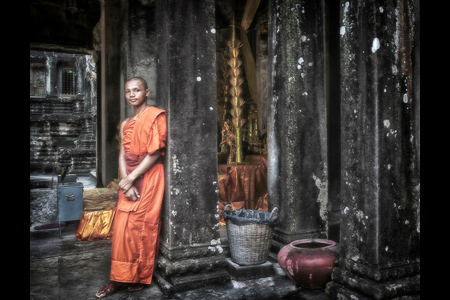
[98,0,122,186]
[267,0,328,254]
[45,56,58,97]
[120,0,159,118]
[326,0,420,298]
[256,22,268,137]
[75,55,85,97]
[153,0,229,292]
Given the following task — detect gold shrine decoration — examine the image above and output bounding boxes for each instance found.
[227,14,245,163]
[220,54,230,124]
[219,53,235,154]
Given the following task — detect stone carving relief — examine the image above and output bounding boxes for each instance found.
[30,63,46,97]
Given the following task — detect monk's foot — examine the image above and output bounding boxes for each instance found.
[127,283,145,292]
[95,281,126,298]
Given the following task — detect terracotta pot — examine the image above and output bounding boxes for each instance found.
[277,239,340,289]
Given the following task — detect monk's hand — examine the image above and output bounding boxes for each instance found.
[118,176,134,194]
[124,185,140,201]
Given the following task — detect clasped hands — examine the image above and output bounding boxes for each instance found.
[118,176,140,201]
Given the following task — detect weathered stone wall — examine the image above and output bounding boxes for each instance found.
[326,0,420,298]
[267,0,328,249]
[154,0,229,292]
[30,51,97,175]
[120,0,159,117]
[30,0,100,52]
[30,189,58,227]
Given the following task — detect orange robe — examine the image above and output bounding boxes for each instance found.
[110,107,166,284]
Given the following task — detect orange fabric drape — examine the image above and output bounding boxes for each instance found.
[110,107,166,285]
[218,155,268,225]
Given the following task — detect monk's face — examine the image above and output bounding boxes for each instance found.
[125,79,150,107]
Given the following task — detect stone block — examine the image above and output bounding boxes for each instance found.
[154,269,229,293]
[225,257,274,281]
[30,188,57,228]
[326,267,420,299]
[30,179,50,189]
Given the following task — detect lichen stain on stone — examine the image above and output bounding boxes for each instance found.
[355,210,364,223]
[395,0,414,104]
[210,239,220,245]
[371,37,380,53]
[312,173,328,228]
[415,184,420,233]
[172,154,182,175]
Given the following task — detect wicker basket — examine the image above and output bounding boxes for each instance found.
[224,204,278,266]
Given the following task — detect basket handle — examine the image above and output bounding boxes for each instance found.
[224,204,233,211]
[269,207,278,220]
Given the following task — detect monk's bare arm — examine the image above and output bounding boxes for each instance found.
[118,118,140,201]
[118,119,129,179]
[118,150,161,193]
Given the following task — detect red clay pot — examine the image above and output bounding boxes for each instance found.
[277,239,340,289]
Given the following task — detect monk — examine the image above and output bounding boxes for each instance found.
[96,77,166,298]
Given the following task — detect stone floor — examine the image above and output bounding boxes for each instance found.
[30,173,335,299]
[30,222,336,300]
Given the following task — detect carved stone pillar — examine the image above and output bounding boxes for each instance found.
[45,56,57,97]
[154,0,229,292]
[99,0,121,186]
[256,23,268,137]
[121,0,158,116]
[267,0,328,254]
[326,0,420,298]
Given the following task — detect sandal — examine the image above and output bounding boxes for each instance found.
[127,283,145,292]
[95,282,126,298]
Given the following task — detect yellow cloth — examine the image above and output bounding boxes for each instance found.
[76,208,116,241]
[76,191,119,241]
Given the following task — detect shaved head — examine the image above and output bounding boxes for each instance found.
[126,77,148,90]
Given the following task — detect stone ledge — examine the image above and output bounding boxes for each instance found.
[225,257,275,281]
[340,258,420,282]
[272,228,328,246]
[157,254,227,277]
[154,269,230,293]
[326,267,420,299]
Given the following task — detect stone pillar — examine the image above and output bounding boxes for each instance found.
[326,0,420,298]
[99,0,122,186]
[75,55,85,97]
[153,0,229,292]
[324,0,342,241]
[267,0,328,254]
[45,56,57,97]
[121,0,158,118]
[256,22,268,137]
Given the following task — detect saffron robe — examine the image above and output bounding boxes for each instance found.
[110,107,166,284]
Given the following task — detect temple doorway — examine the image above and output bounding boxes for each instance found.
[215,1,270,237]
